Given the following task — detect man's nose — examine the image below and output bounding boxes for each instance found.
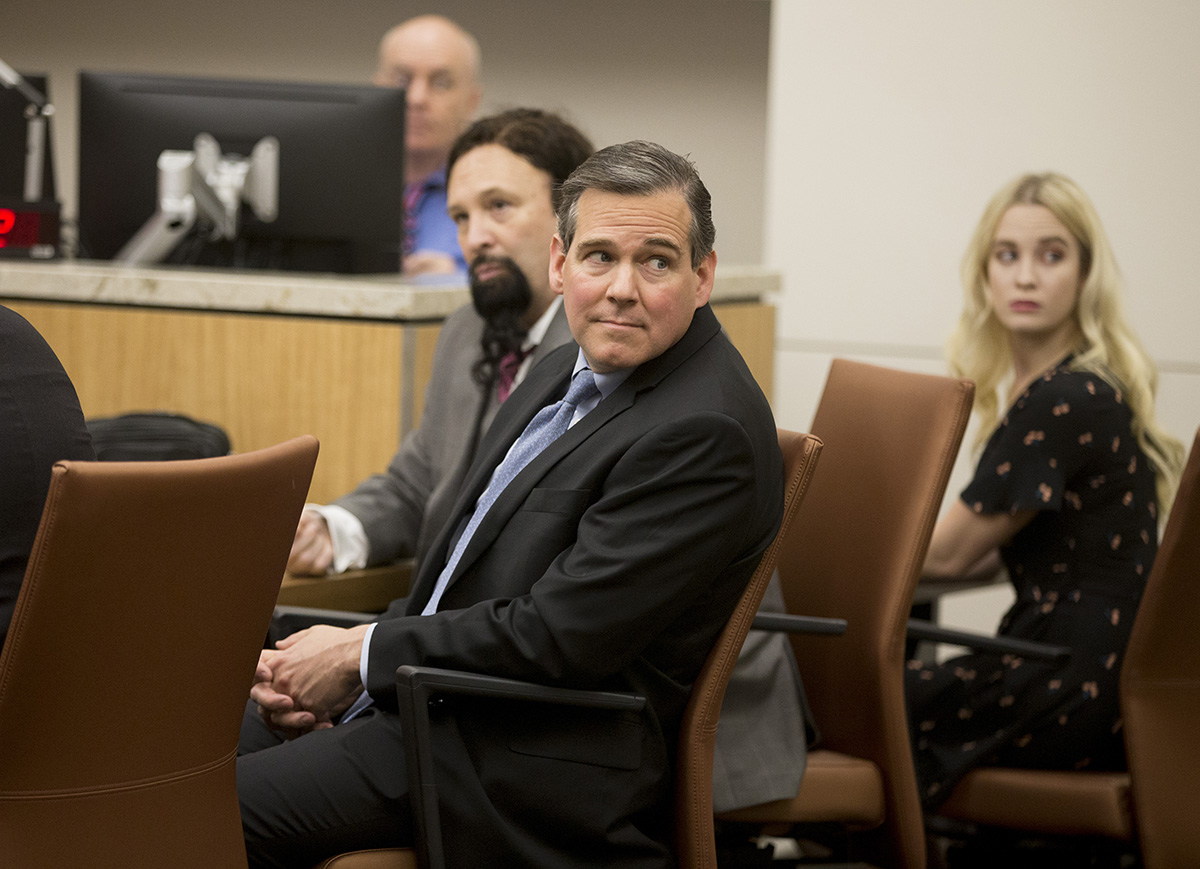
[605,263,639,302]
[406,77,429,106]
[463,216,495,254]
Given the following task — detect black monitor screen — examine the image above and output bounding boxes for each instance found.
[0,72,55,202]
[78,71,405,274]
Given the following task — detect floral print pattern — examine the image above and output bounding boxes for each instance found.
[906,358,1158,808]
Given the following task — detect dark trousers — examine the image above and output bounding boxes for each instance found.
[237,701,413,868]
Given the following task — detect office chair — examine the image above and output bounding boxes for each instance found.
[717,358,975,869]
[924,427,1200,868]
[312,429,826,869]
[0,436,319,868]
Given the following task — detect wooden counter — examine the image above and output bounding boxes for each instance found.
[1,260,777,502]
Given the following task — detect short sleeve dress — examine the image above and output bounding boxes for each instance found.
[906,357,1159,808]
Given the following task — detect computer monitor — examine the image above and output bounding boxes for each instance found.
[78,71,406,274]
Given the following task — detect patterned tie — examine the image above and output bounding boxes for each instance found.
[421,368,600,615]
[401,180,423,257]
[496,347,533,402]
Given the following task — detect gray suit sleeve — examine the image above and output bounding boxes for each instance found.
[333,305,486,567]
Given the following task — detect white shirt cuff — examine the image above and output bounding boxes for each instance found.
[358,621,377,692]
[303,503,369,574]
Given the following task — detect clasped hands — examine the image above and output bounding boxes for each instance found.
[251,623,371,737]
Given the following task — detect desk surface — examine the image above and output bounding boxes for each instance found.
[277,561,413,613]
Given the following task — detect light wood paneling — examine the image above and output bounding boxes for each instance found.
[9,301,405,504]
[713,300,776,403]
[6,297,775,506]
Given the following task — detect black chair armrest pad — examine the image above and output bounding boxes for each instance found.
[752,612,848,635]
[906,618,1071,662]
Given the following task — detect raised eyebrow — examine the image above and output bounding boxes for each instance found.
[642,237,685,256]
[573,236,614,254]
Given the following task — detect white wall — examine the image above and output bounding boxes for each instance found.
[767,0,1200,633]
[2,0,771,265]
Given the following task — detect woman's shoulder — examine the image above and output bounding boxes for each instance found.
[999,362,1133,458]
[1012,360,1124,417]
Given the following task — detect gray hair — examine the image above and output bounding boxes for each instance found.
[555,141,715,269]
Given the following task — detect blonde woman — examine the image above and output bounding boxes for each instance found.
[906,172,1184,809]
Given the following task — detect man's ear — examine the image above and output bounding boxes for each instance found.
[693,249,717,308]
[549,234,567,297]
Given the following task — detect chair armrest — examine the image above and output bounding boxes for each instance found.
[752,612,848,635]
[906,618,1071,663]
[394,664,646,869]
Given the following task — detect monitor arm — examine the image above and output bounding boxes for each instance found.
[116,132,278,266]
[0,58,54,203]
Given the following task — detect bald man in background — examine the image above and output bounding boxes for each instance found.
[373,15,482,276]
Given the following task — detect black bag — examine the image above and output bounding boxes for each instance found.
[86,411,231,461]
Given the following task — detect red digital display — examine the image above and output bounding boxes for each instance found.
[0,207,38,248]
[0,203,59,258]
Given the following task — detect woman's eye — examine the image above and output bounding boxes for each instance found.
[994,249,1016,263]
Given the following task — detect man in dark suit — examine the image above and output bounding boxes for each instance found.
[239,141,785,867]
[286,109,591,576]
[0,306,95,647]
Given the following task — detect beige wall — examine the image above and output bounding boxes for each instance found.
[766,0,1200,632]
[3,0,771,265]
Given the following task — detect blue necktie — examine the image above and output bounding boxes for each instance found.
[421,368,600,615]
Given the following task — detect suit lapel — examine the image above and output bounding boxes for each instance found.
[410,305,723,610]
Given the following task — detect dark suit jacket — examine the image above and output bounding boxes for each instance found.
[335,302,574,567]
[0,306,94,648]
[367,304,783,867]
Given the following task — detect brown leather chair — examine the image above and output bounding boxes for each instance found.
[313,429,825,869]
[1122,426,1200,867]
[717,359,975,869]
[0,436,319,868]
[932,427,1200,867]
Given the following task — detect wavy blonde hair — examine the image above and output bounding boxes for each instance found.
[946,172,1184,511]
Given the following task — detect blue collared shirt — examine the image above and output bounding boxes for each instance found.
[405,167,466,274]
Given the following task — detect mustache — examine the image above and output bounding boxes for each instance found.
[469,255,519,281]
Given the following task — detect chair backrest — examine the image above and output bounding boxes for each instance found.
[675,429,824,868]
[1121,427,1200,869]
[0,436,318,868]
[783,359,973,869]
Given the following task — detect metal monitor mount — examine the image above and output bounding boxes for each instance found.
[0,58,54,203]
[116,132,279,266]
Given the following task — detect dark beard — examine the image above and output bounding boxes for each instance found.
[470,255,533,388]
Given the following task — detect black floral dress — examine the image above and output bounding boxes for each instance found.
[906,358,1159,809]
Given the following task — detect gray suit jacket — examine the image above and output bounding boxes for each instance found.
[338,300,807,812]
[334,302,573,568]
